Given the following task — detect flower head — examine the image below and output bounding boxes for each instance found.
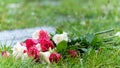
[115,32,120,37]
[1,51,10,58]
[32,30,40,39]
[12,42,27,59]
[39,51,51,64]
[21,53,28,60]
[40,39,54,52]
[39,30,50,40]
[27,46,39,59]
[49,52,62,63]
[25,38,38,49]
[53,32,68,45]
[68,50,78,58]
[32,30,50,40]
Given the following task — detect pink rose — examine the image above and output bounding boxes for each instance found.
[39,30,50,40]
[25,38,38,49]
[49,52,62,63]
[1,51,10,58]
[27,46,39,59]
[68,50,78,58]
[40,39,54,52]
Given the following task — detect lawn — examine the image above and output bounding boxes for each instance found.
[1,0,120,68]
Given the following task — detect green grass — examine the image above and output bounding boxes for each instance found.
[1,46,120,68]
[1,0,120,68]
[0,0,120,33]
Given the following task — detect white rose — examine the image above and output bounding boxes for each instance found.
[21,53,28,60]
[53,32,68,44]
[12,42,27,59]
[32,30,40,39]
[39,51,51,64]
[115,32,120,37]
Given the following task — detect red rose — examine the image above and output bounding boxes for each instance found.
[49,52,62,63]
[39,30,50,40]
[68,50,78,58]
[40,39,54,52]
[1,51,10,58]
[26,38,38,49]
[27,46,39,59]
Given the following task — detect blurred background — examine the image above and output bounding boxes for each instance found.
[0,0,120,36]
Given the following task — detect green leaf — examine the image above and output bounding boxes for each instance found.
[85,33,96,44]
[56,40,67,52]
[80,48,88,52]
[56,27,63,34]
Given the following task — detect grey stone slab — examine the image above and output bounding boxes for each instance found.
[0,26,55,46]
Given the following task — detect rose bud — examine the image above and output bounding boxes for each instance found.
[1,51,10,58]
[68,50,78,58]
[49,52,62,63]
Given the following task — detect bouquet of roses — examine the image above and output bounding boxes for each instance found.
[2,28,118,64]
[11,30,78,64]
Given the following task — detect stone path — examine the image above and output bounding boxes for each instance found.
[0,26,55,46]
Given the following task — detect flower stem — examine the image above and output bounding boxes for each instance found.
[94,28,114,35]
[103,35,117,42]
